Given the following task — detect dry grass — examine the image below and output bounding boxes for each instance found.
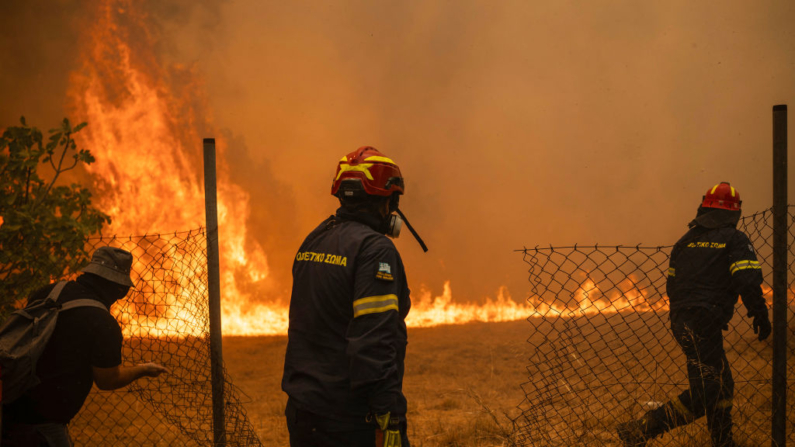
[222,320,528,447]
[68,317,794,446]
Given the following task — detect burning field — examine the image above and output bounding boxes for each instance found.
[7,0,790,335]
[62,0,542,339]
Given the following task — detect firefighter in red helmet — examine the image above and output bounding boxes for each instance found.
[283,147,425,447]
[617,182,771,447]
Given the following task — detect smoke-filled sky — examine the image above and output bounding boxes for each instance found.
[2,0,795,303]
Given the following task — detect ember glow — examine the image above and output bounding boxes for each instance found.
[67,0,662,337]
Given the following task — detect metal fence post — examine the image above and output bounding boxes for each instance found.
[772,104,788,447]
[203,138,226,446]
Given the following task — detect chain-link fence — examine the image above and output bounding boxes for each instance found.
[41,229,263,446]
[515,208,795,446]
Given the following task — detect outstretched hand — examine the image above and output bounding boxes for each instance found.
[138,363,170,377]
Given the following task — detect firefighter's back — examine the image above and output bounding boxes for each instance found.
[282,215,408,424]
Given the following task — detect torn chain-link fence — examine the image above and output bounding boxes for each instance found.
[515,208,795,446]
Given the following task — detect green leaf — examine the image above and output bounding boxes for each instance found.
[77,149,95,164]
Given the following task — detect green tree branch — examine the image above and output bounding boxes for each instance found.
[0,117,110,318]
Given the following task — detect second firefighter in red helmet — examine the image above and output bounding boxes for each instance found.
[617,182,770,447]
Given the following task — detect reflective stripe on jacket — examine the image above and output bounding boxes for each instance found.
[667,225,766,323]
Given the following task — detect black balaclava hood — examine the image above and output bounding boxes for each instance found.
[688,205,742,229]
[76,272,130,308]
[335,207,389,233]
[335,193,428,252]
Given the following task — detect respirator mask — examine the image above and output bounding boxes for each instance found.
[384,195,428,252]
[386,214,403,238]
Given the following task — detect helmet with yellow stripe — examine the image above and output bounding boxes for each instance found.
[331,146,405,198]
[702,182,741,211]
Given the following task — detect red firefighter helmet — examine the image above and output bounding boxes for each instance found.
[331,146,404,198]
[702,182,741,210]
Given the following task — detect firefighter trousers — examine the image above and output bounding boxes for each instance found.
[650,307,734,445]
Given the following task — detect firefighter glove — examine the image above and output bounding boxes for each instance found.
[750,309,771,341]
[374,412,401,447]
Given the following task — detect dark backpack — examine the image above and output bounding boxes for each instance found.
[0,281,109,404]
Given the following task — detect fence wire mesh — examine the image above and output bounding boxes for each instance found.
[515,208,795,446]
[24,229,264,446]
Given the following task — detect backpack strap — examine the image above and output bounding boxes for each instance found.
[15,280,70,318]
[44,281,110,312]
[61,299,109,312]
[45,281,69,303]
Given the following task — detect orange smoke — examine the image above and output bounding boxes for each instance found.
[67,0,663,337]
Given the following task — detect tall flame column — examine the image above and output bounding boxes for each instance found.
[203,138,226,446]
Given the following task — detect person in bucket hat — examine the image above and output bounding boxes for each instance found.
[80,246,135,287]
[2,246,168,447]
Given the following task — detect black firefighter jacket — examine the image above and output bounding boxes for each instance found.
[667,223,767,325]
[282,209,410,428]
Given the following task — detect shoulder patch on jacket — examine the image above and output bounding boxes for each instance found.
[376,262,394,281]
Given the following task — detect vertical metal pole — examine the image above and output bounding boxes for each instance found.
[203,138,226,446]
[772,105,788,447]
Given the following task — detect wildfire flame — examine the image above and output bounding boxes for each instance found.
[70,0,274,337]
[67,0,668,338]
[408,282,533,327]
